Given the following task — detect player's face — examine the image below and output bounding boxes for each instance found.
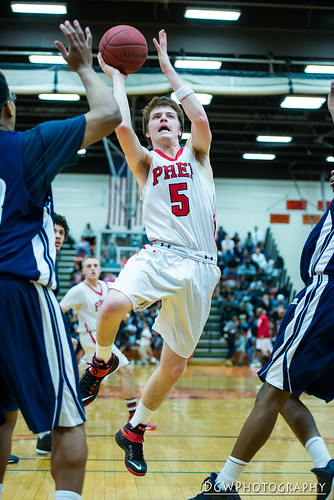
[54,223,65,252]
[147,105,181,145]
[83,258,101,281]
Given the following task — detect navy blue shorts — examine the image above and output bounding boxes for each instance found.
[259,275,334,402]
[0,278,85,433]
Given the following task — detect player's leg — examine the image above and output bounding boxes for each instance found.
[0,410,18,483]
[79,289,132,406]
[118,364,137,417]
[115,341,187,476]
[51,423,87,494]
[96,289,132,351]
[280,395,334,500]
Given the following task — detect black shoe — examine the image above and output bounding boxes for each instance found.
[115,422,147,476]
[8,454,19,464]
[312,459,334,500]
[36,431,52,455]
[79,353,119,406]
[188,473,241,499]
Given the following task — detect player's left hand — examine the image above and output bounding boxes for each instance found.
[153,29,172,74]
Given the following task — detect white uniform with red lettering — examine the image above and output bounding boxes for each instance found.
[60,280,129,372]
[110,145,221,358]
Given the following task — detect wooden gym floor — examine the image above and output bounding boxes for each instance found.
[5,363,334,500]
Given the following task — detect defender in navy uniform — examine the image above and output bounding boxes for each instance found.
[189,84,334,500]
[0,20,121,500]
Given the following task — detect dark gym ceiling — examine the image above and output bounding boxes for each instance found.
[1,0,334,181]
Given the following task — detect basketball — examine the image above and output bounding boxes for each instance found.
[99,25,148,74]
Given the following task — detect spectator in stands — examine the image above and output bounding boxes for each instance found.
[251,225,264,246]
[216,225,227,249]
[81,222,96,247]
[243,232,255,254]
[222,315,239,360]
[250,307,272,368]
[232,330,248,366]
[221,234,235,253]
[251,246,267,271]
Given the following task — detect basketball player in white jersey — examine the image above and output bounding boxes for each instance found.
[79,28,221,477]
[60,256,156,430]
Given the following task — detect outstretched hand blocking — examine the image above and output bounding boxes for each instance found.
[327,80,334,121]
[55,19,93,72]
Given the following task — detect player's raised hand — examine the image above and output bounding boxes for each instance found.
[153,29,173,75]
[98,52,127,82]
[327,80,334,121]
[55,19,92,72]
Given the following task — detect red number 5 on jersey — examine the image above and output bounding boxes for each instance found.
[169,182,190,216]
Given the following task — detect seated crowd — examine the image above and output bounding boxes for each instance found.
[215,225,288,367]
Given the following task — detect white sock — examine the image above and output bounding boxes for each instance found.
[305,436,332,468]
[216,456,248,490]
[0,483,3,499]
[55,491,81,499]
[95,344,113,363]
[39,431,50,439]
[129,400,155,428]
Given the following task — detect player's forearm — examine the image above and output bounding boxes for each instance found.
[78,66,118,115]
[112,73,133,129]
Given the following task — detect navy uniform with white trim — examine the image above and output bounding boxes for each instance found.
[259,198,334,402]
[0,116,86,434]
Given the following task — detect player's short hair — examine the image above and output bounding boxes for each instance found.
[81,256,101,268]
[54,213,69,240]
[142,96,184,146]
[0,70,10,109]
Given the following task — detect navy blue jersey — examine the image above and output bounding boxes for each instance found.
[300,198,334,285]
[0,116,85,287]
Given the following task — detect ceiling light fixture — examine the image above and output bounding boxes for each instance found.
[256,135,292,143]
[185,8,241,21]
[326,156,334,162]
[305,64,334,74]
[38,93,80,101]
[29,55,66,64]
[280,96,326,109]
[77,149,86,155]
[242,153,276,161]
[174,59,222,70]
[11,2,67,14]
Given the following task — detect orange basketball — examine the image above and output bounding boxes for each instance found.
[99,25,148,74]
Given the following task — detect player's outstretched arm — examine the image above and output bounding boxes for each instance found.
[153,29,211,156]
[98,53,150,185]
[55,19,121,148]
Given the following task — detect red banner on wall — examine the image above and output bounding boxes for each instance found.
[270,214,290,223]
[317,201,331,210]
[286,200,307,210]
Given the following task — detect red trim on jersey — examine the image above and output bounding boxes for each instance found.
[83,280,103,296]
[85,322,96,344]
[154,148,183,161]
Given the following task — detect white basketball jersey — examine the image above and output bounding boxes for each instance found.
[60,280,108,333]
[142,146,217,254]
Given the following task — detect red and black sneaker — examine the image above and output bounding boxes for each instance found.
[115,422,147,476]
[79,353,119,406]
